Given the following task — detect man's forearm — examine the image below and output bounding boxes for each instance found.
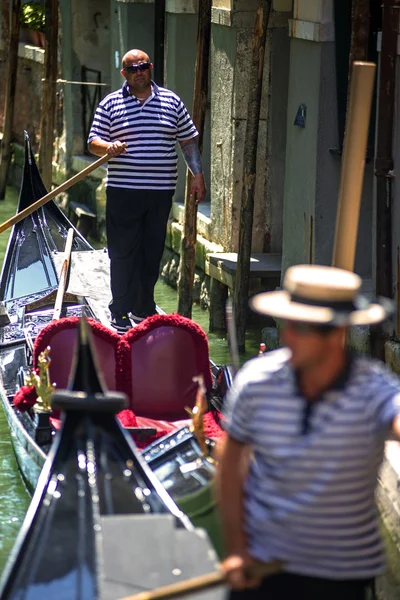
[88,137,110,157]
[180,138,203,175]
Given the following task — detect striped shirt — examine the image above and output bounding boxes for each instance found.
[223,348,400,580]
[87,81,198,190]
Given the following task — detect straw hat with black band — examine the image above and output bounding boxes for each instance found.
[250,264,392,327]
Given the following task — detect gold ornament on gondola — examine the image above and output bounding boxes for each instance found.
[186,374,212,460]
[24,346,55,413]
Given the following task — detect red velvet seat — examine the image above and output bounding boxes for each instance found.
[33,316,120,391]
[118,314,213,421]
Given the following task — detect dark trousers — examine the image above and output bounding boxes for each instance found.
[228,573,373,600]
[106,187,173,316]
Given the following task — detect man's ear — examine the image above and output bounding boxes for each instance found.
[120,69,126,77]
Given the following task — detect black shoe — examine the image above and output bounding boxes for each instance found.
[129,311,147,323]
[110,313,132,332]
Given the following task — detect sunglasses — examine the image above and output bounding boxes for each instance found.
[282,320,336,335]
[124,62,151,74]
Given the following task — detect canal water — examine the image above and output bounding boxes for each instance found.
[0,186,262,574]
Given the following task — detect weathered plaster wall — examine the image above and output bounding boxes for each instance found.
[63,0,111,156]
[210,24,236,250]
[266,25,290,252]
[0,46,44,152]
[282,35,373,276]
[210,12,290,254]
[210,4,290,255]
[230,25,269,254]
[282,38,320,269]
[110,1,155,91]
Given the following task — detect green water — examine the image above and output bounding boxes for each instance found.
[0,186,262,574]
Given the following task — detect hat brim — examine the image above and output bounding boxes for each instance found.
[250,290,388,326]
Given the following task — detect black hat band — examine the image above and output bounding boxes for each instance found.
[290,293,357,312]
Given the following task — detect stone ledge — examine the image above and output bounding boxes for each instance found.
[171,201,212,241]
[212,7,290,28]
[71,154,107,181]
[288,19,335,42]
[18,42,45,64]
[167,221,223,271]
[166,0,197,13]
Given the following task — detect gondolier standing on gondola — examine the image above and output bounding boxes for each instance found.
[218,265,400,600]
[88,48,206,332]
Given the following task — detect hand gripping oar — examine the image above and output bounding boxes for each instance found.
[118,559,283,600]
[53,228,74,320]
[0,154,109,235]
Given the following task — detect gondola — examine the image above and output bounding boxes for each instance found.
[0,134,231,561]
[0,318,226,599]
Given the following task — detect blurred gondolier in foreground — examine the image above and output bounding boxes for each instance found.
[88,48,206,332]
[218,264,400,600]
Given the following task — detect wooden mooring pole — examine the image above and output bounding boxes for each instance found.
[372,0,398,358]
[38,0,59,190]
[346,0,370,109]
[0,0,21,200]
[234,0,271,352]
[153,0,166,86]
[177,0,211,318]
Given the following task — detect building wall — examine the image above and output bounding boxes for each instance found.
[282,2,373,277]
[0,46,44,152]
[110,1,155,91]
[282,38,320,268]
[165,11,211,204]
[210,5,290,254]
[266,24,290,253]
[210,23,236,250]
[62,0,111,157]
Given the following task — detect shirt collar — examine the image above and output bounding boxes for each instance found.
[122,80,160,99]
[293,351,354,401]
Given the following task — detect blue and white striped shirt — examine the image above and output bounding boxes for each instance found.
[88,81,198,190]
[223,348,400,580]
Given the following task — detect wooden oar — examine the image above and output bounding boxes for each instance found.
[0,153,109,235]
[332,61,376,270]
[118,560,283,600]
[53,228,74,320]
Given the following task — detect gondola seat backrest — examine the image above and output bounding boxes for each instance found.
[33,317,120,391]
[118,314,213,421]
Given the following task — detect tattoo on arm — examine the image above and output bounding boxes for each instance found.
[180,139,203,175]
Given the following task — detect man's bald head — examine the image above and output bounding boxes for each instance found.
[122,49,151,68]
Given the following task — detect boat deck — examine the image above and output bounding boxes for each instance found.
[53,249,113,328]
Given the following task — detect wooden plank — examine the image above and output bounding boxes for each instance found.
[206,262,235,289]
[206,253,281,283]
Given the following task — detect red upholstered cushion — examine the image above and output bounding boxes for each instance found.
[33,317,120,391]
[118,314,213,420]
[117,409,224,450]
[14,385,37,411]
